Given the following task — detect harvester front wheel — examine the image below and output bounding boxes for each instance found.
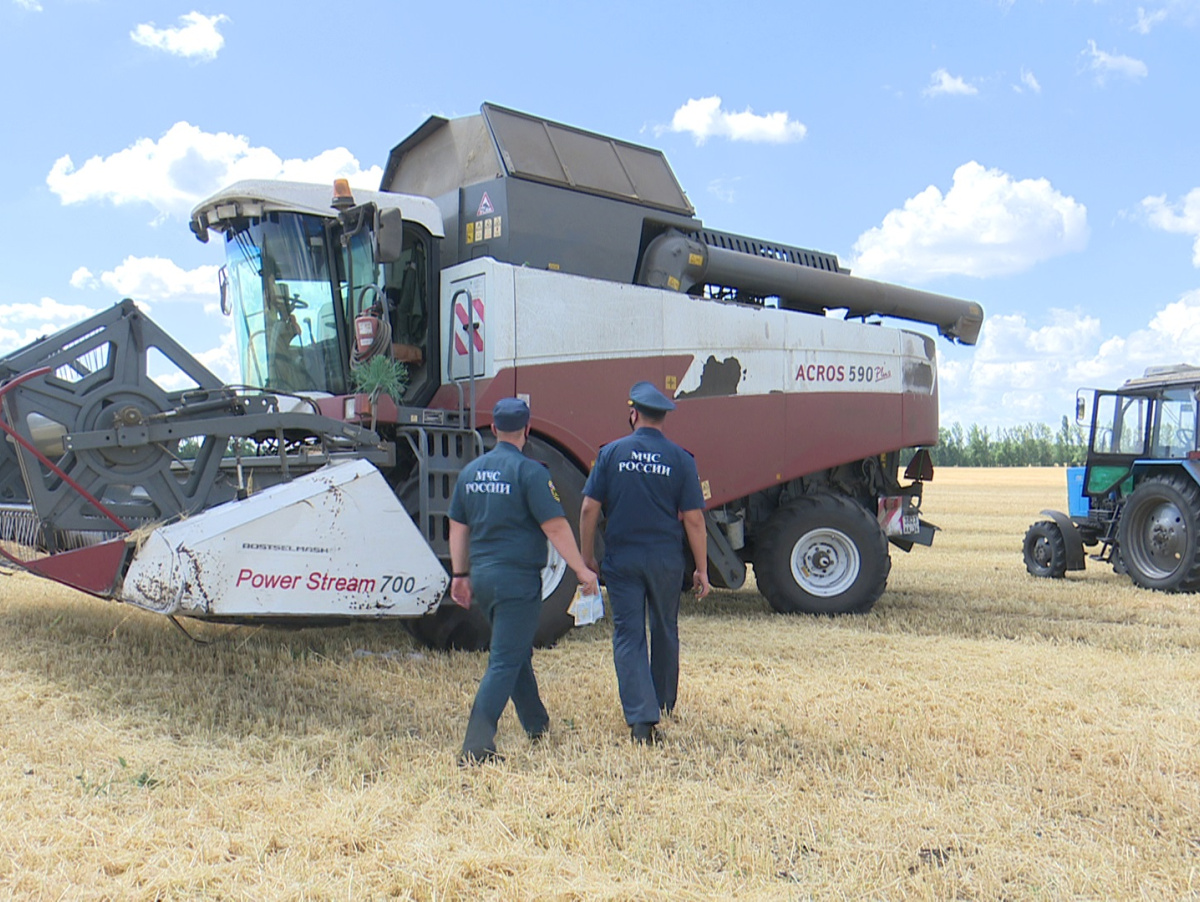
[1022,520,1068,578]
[753,494,890,615]
[403,436,587,651]
[1118,475,1200,592]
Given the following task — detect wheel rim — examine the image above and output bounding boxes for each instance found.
[1030,534,1053,567]
[541,544,567,601]
[1126,498,1187,579]
[790,527,861,597]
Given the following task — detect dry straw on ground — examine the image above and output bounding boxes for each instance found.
[1,467,1199,899]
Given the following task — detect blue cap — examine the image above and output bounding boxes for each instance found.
[492,397,531,431]
[628,381,676,414]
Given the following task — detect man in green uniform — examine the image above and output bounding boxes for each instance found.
[449,397,598,764]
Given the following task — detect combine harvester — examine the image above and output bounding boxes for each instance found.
[0,104,984,648]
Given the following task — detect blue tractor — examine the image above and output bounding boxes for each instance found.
[1023,365,1200,591]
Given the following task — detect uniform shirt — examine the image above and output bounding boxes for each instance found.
[583,427,705,559]
[448,441,565,572]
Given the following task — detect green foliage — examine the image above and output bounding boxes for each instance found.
[76,757,160,795]
[351,355,410,404]
[932,416,1089,467]
[176,436,257,461]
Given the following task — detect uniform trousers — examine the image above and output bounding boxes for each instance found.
[604,552,684,725]
[461,565,550,756]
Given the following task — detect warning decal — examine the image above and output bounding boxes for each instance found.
[476,192,495,216]
[453,296,486,356]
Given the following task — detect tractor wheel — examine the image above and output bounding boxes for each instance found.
[753,493,890,615]
[1117,475,1200,592]
[1022,520,1068,578]
[403,436,587,651]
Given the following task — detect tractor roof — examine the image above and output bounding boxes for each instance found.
[1121,364,1200,390]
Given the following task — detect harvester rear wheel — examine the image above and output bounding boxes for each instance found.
[753,493,890,615]
[1117,475,1200,592]
[402,436,587,651]
[1022,520,1068,578]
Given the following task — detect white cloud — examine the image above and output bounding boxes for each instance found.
[939,291,1200,427]
[1134,6,1170,33]
[923,69,978,98]
[13,0,42,11]
[0,297,95,325]
[707,177,741,203]
[130,12,228,61]
[850,162,1089,282]
[0,297,98,351]
[69,266,96,289]
[47,122,383,218]
[1141,188,1200,266]
[664,97,806,145]
[194,320,240,384]
[1083,40,1148,84]
[1017,68,1041,94]
[97,256,220,303]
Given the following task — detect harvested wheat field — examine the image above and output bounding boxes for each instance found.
[2,467,1199,899]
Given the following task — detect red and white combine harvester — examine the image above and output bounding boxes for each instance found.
[0,104,983,648]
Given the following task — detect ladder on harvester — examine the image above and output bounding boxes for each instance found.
[393,286,488,559]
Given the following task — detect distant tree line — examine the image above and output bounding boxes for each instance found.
[930,417,1088,467]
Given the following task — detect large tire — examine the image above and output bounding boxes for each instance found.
[527,436,588,648]
[1023,520,1068,578]
[1117,474,1200,592]
[403,436,587,651]
[753,494,890,615]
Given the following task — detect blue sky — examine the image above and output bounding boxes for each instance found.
[2,0,1198,429]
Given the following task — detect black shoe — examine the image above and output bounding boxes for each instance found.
[630,723,661,745]
[459,747,505,766]
[528,726,549,744]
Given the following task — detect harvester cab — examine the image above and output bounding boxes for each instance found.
[1023,365,1200,592]
[190,178,445,407]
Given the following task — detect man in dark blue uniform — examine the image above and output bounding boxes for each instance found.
[580,382,711,745]
[448,398,598,764]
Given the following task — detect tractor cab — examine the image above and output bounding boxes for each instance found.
[1079,372,1199,498]
[190,180,445,406]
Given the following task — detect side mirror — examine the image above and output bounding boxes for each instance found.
[1075,392,1087,424]
[375,208,404,264]
[218,265,231,316]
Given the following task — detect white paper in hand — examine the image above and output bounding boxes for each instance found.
[569,586,604,626]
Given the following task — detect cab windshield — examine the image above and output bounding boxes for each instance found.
[224,212,350,394]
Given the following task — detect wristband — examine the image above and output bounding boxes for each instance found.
[452,572,470,578]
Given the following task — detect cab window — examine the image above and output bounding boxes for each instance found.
[1091,393,1149,456]
[1150,388,1198,457]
